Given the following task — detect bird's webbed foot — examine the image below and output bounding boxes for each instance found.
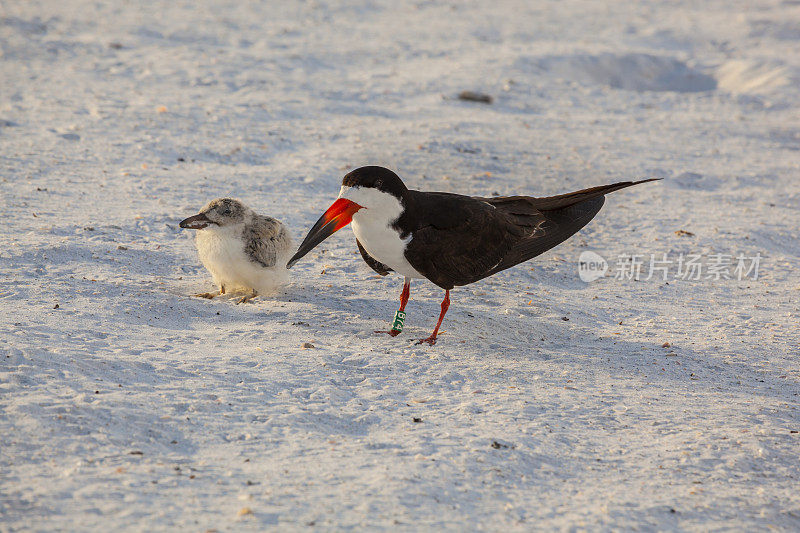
[415,335,438,346]
[375,329,403,337]
[194,291,220,299]
[236,290,258,304]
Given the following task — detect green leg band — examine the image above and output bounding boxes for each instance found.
[391,310,406,332]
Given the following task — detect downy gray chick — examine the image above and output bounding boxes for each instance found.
[179,198,292,303]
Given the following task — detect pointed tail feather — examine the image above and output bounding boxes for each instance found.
[530,178,660,210]
[481,178,660,214]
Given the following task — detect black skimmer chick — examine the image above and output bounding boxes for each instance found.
[179,198,292,303]
[287,167,657,344]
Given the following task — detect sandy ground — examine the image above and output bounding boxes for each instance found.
[2,0,799,530]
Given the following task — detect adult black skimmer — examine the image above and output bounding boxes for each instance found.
[287,166,657,345]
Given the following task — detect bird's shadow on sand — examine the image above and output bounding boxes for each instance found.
[166,267,799,407]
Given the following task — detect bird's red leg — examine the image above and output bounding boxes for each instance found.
[376,277,411,336]
[417,290,450,346]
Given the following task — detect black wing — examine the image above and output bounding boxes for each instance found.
[356,238,393,276]
[400,191,525,289]
[402,179,657,289]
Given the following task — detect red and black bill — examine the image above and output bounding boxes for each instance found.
[286,198,362,268]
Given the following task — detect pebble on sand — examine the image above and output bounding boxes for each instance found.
[458,90,493,104]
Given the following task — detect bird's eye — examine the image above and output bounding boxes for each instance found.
[375,179,383,188]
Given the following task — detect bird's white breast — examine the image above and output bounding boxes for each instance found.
[196,224,244,263]
[195,225,250,279]
[339,186,424,279]
[194,223,288,294]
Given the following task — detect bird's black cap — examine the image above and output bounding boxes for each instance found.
[342,166,408,199]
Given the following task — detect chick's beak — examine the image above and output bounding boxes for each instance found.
[287,198,362,268]
[179,213,212,229]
